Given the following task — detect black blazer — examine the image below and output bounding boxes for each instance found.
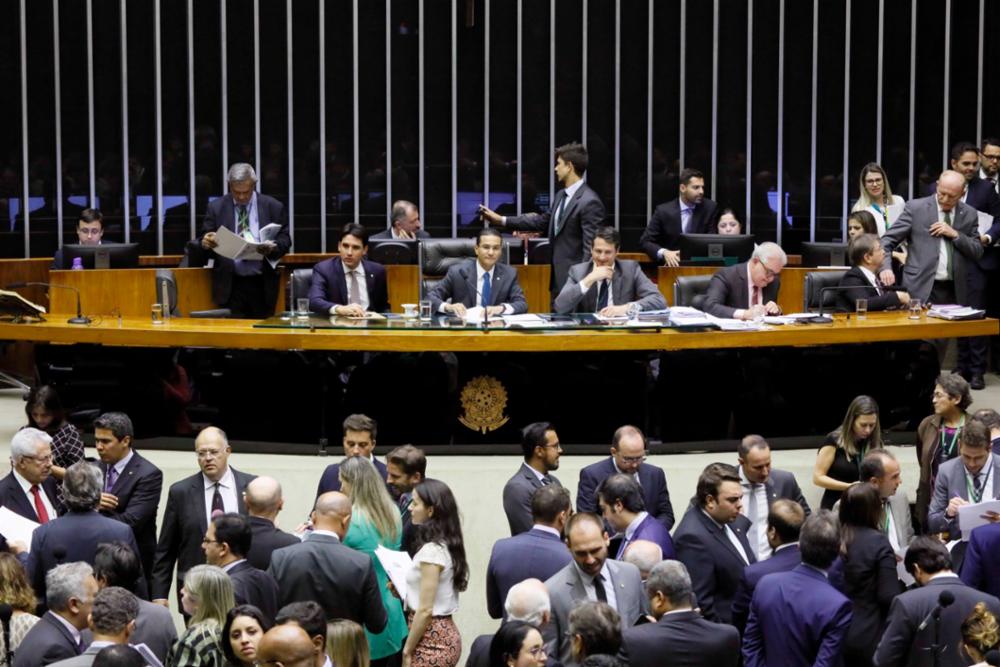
[730,543,802,634]
[639,197,719,262]
[99,451,163,585]
[308,257,390,314]
[703,261,781,319]
[837,266,903,312]
[12,611,82,667]
[316,458,388,496]
[622,609,739,667]
[150,468,256,601]
[0,473,62,523]
[246,516,300,571]
[576,457,674,530]
[767,468,812,515]
[228,560,280,622]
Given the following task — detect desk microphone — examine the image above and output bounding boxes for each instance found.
[811,285,866,323]
[985,649,1000,666]
[4,281,91,325]
[474,286,491,331]
[917,589,955,632]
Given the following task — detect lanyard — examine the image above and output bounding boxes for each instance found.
[966,456,994,504]
[872,203,888,225]
[882,501,892,533]
[940,417,965,459]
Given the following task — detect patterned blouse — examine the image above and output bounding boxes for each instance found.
[0,612,41,665]
[50,421,85,472]
[166,623,225,667]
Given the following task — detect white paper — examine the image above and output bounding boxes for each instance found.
[886,203,906,228]
[783,312,824,320]
[957,499,1000,541]
[213,225,282,268]
[0,506,39,550]
[978,211,995,236]
[375,544,413,600]
[706,314,765,331]
[463,306,486,323]
[667,306,713,327]
[763,316,794,325]
[502,314,546,324]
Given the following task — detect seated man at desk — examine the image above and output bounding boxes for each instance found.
[308,223,389,316]
[553,226,666,315]
[52,208,105,269]
[370,200,431,240]
[837,233,911,311]
[428,227,527,317]
[702,241,786,320]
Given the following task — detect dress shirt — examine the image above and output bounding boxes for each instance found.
[310,529,341,541]
[739,468,769,561]
[701,509,750,565]
[623,511,650,543]
[573,561,618,609]
[234,192,263,277]
[579,262,618,308]
[858,265,882,293]
[203,467,238,526]
[928,571,960,583]
[51,611,83,648]
[475,262,514,314]
[680,203,694,234]
[221,558,247,574]
[521,462,549,484]
[13,469,56,521]
[107,449,135,481]
[734,264,762,320]
[884,499,900,553]
[531,524,561,538]
[935,203,954,281]
[340,261,370,310]
[802,563,829,579]
[980,168,999,194]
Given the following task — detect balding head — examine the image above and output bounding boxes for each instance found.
[245,476,283,518]
[937,170,967,211]
[767,498,805,548]
[256,624,316,666]
[194,426,231,482]
[505,578,551,627]
[312,492,352,538]
[622,540,662,581]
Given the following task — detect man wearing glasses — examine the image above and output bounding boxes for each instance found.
[150,426,256,611]
[703,241,786,321]
[576,425,674,531]
[0,427,62,523]
[52,208,105,269]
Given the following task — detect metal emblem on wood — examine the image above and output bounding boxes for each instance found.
[458,375,510,433]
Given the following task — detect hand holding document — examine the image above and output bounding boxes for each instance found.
[0,506,39,552]
[375,544,413,600]
[212,224,283,266]
[957,499,1000,540]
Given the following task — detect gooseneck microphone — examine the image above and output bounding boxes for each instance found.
[4,281,91,325]
[917,589,955,632]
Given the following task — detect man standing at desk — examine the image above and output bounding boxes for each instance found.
[199,163,291,318]
[703,242,786,320]
[309,223,389,316]
[428,227,528,317]
[52,209,104,269]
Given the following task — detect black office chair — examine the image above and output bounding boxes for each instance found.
[368,240,418,265]
[154,269,180,317]
[419,238,478,297]
[673,275,713,310]
[179,239,209,268]
[528,238,551,265]
[803,270,848,312]
[287,268,314,310]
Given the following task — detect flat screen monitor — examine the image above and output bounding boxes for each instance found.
[678,234,755,265]
[800,242,849,267]
[61,243,141,269]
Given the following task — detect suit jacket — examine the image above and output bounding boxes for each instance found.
[267,532,388,633]
[553,260,667,314]
[199,193,291,311]
[308,257,390,314]
[0,473,62,523]
[703,262,781,319]
[837,266,905,311]
[640,197,719,262]
[622,609,739,667]
[246,516,300,571]
[838,527,902,663]
[486,526,572,619]
[927,455,1000,540]
[228,560,280,621]
[730,543,802,634]
[316,458,388,495]
[616,513,675,561]
[960,523,1000,598]
[12,611,82,667]
[544,559,644,666]
[874,575,1000,667]
[80,600,177,664]
[577,458,674,531]
[766,468,812,515]
[504,182,606,292]
[48,642,105,667]
[98,451,162,587]
[673,503,757,624]
[501,463,563,536]
[879,195,983,304]
[27,510,142,604]
[966,176,1000,271]
[369,228,431,240]
[886,492,915,552]
[427,260,528,314]
[743,565,853,667]
[150,468,255,601]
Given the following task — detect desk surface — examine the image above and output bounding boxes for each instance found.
[1,312,995,353]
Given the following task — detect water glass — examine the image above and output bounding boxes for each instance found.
[909,299,922,320]
[151,303,164,324]
[296,297,310,321]
[855,298,868,320]
[419,299,433,321]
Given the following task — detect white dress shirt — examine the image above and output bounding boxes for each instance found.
[475,262,514,314]
[203,467,238,527]
[579,262,617,308]
[935,203,954,281]
[340,261,370,310]
[13,469,56,520]
[739,468,769,561]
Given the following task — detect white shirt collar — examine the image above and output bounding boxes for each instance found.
[203,466,235,491]
[532,524,561,538]
[342,260,364,276]
[573,560,611,588]
[222,558,247,573]
[774,542,798,553]
[476,261,497,282]
[624,511,649,541]
[311,529,341,542]
[521,461,546,482]
[801,563,829,578]
[112,449,135,475]
[563,178,585,203]
[12,469,38,494]
[929,571,960,581]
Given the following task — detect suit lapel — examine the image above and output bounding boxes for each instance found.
[111,452,142,495]
[362,259,377,295]
[234,469,251,513]
[331,258,349,304]
[611,264,624,306]
[701,511,750,565]
[463,262,480,307]
[192,476,208,535]
[735,264,750,309]
[221,197,236,232]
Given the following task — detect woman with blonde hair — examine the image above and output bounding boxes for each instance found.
[167,564,235,667]
[326,619,371,667]
[0,552,40,664]
[813,395,883,510]
[962,602,1000,666]
[853,163,905,235]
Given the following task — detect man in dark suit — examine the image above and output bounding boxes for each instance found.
[554,226,667,315]
[243,476,300,571]
[838,233,912,311]
[577,425,674,531]
[977,139,1000,372]
[876,536,1000,667]
[315,414,388,495]
[27,462,144,605]
[93,412,162,590]
[268,492,387,633]
[386,445,426,556]
[487,485,573,619]
[52,208,105,269]
[736,435,811,560]
[502,422,564,536]
[151,426,256,608]
[370,200,431,240]
[730,499,805,633]
[480,141,606,293]
[973,407,1000,456]
[597,474,675,561]
[0,428,62,524]
[927,420,1000,540]
[640,168,719,266]
[742,510,852,667]
[703,242,787,320]
[198,163,292,318]
[308,222,390,316]
[621,560,739,667]
[14,562,98,667]
[204,513,279,621]
[961,522,1000,598]
[673,463,756,624]
[469,579,559,667]
[427,227,527,317]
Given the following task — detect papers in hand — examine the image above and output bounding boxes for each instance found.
[375,544,413,600]
[957,499,1000,540]
[213,224,282,263]
[978,210,995,236]
[0,506,39,551]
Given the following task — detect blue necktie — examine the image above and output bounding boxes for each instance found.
[481,271,492,306]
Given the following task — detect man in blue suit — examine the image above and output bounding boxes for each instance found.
[730,499,806,634]
[743,510,853,667]
[577,425,674,530]
[960,522,1000,598]
[316,414,388,495]
[428,227,528,317]
[597,473,675,561]
[308,223,390,316]
[486,485,573,619]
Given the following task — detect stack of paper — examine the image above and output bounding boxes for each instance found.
[928,305,986,321]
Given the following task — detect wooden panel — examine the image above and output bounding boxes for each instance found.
[658,266,843,314]
[0,258,51,308]
[515,265,552,313]
[48,268,216,318]
[386,265,420,313]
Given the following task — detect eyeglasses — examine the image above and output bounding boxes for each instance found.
[982,153,1000,162]
[196,450,223,460]
[526,647,547,658]
[22,454,53,464]
[763,266,781,280]
[931,391,953,400]
[78,228,102,236]
[620,454,647,464]
[201,537,222,545]
[864,177,884,185]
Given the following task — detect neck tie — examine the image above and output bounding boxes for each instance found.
[212,483,225,516]
[596,280,609,311]
[593,573,608,603]
[399,492,411,514]
[681,207,692,234]
[973,471,983,501]
[944,209,954,279]
[105,466,119,493]
[237,205,252,241]
[552,197,566,235]
[481,271,492,306]
[31,485,50,523]
[874,274,884,296]
[349,270,361,305]
[752,285,761,307]
[540,476,552,486]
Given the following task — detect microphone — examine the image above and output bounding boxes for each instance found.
[5,281,91,325]
[917,589,955,631]
[811,285,867,323]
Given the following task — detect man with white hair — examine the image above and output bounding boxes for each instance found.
[622,540,663,582]
[466,579,559,667]
[199,162,291,317]
[14,562,99,666]
[0,427,62,523]
[703,241,787,320]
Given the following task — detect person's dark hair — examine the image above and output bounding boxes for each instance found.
[593,226,621,249]
[476,226,503,246]
[737,434,769,460]
[859,449,897,482]
[91,586,139,635]
[568,602,622,660]
[903,536,951,578]
[838,483,882,558]
[981,138,1000,153]
[342,413,377,439]
[767,499,805,544]
[695,463,741,508]
[847,210,879,235]
[596,474,645,514]
[222,604,273,666]
[340,222,369,246]
[799,510,841,569]
[489,620,538,667]
[951,141,979,162]
[92,645,144,667]
[555,142,589,175]
[937,373,973,411]
[212,513,252,558]
[24,385,67,430]
[93,412,134,442]
[80,208,104,226]
[848,233,881,266]
[391,200,417,225]
[412,479,469,592]
[962,419,991,450]
[679,168,704,186]
[565,512,606,542]
[520,422,555,460]
[276,601,327,643]
[973,408,1000,432]
[831,394,883,457]
[531,485,571,524]
[93,541,141,594]
[386,444,426,477]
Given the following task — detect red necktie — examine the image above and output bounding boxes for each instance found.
[31,485,50,523]
[752,285,761,306]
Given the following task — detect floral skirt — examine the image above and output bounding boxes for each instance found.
[408,613,461,667]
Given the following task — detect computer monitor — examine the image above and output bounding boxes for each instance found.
[61,243,141,269]
[678,234,755,265]
[800,242,849,267]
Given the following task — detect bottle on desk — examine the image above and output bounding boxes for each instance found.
[71,257,84,270]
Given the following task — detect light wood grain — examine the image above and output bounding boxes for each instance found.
[658,266,845,314]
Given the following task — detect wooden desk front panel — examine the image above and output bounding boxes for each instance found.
[515,265,552,313]
[48,268,216,317]
[658,266,844,314]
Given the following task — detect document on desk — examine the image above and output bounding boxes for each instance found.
[957,499,1000,540]
[667,306,713,327]
[0,506,38,551]
[502,313,549,328]
[213,224,283,266]
[375,544,413,600]
[706,314,765,331]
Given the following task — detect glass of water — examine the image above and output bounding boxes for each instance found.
[296,297,310,321]
[909,299,922,320]
[855,298,868,320]
[151,303,164,325]
[419,300,433,321]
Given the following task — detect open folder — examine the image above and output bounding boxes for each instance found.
[213,224,283,266]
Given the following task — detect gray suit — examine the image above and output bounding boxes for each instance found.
[553,259,666,314]
[887,492,915,551]
[427,260,528,314]
[80,601,177,665]
[544,560,644,666]
[369,228,430,240]
[927,456,1000,540]
[501,463,562,536]
[879,195,983,304]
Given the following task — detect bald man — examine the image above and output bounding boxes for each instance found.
[467,578,559,667]
[256,624,316,667]
[244,476,299,571]
[623,540,663,582]
[268,492,387,634]
[151,426,256,607]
